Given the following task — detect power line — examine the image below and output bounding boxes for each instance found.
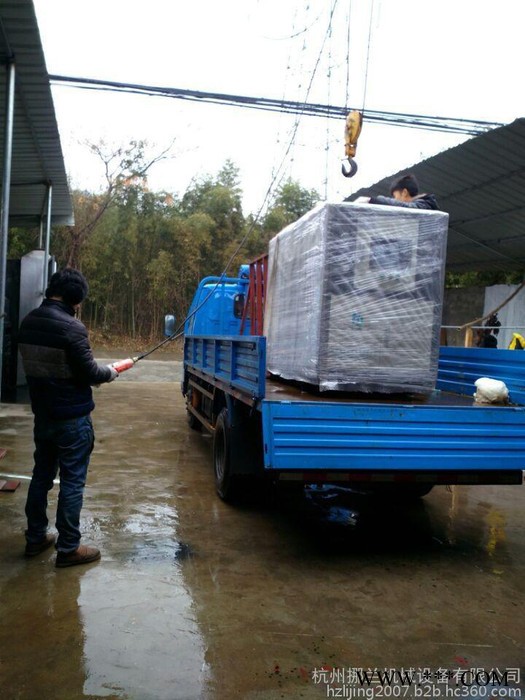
[49,74,505,136]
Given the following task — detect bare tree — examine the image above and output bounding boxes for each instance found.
[65,139,175,268]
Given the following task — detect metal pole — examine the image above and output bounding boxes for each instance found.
[38,218,43,249]
[0,60,16,400]
[42,183,52,294]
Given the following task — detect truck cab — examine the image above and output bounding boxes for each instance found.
[184,265,250,337]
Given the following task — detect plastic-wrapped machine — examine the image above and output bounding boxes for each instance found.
[264,202,449,393]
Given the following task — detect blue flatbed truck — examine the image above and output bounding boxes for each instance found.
[180,266,525,503]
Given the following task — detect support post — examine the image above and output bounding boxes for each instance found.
[0,60,16,400]
[42,183,52,294]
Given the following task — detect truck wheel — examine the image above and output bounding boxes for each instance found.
[213,408,241,502]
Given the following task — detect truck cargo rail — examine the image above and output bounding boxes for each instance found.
[184,335,266,403]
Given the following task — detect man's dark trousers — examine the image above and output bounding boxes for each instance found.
[25,415,95,553]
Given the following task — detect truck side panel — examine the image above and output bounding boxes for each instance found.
[184,335,266,402]
[261,400,525,472]
[438,346,525,404]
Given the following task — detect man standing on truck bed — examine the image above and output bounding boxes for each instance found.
[348,173,440,210]
[18,268,119,568]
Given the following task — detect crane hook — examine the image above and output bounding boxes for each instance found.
[341,158,358,178]
[342,110,363,178]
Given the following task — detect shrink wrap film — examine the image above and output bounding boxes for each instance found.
[264,202,449,393]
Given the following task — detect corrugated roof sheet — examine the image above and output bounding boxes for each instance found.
[353,118,525,272]
[0,0,73,226]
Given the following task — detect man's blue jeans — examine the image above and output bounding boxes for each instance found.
[25,415,95,553]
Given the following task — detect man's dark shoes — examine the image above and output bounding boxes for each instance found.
[55,545,101,568]
[24,533,56,557]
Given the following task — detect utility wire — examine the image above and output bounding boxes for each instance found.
[49,74,504,135]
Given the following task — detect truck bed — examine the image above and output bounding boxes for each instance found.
[184,335,525,482]
[261,382,524,475]
[265,377,477,408]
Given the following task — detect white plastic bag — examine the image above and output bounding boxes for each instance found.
[473,377,509,404]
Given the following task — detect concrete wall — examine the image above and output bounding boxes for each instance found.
[442,287,484,346]
[442,284,525,348]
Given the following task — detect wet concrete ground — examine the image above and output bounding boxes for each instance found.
[0,358,523,699]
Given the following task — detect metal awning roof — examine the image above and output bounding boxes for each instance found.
[354,118,525,272]
[0,0,73,227]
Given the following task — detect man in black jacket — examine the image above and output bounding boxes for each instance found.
[349,173,440,210]
[18,269,118,567]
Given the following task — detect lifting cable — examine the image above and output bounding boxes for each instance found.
[361,0,376,115]
[341,0,375,178]
[324,2,335,199]
[344,0,352,109]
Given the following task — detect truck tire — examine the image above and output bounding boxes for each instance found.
[213,408,243,502]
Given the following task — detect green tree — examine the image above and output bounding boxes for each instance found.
[262,178,320,236]
[181,160,244,271]
[33,150,326,341]
[446,270,524,287]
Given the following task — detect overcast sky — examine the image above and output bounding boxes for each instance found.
[33,0,524,214]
